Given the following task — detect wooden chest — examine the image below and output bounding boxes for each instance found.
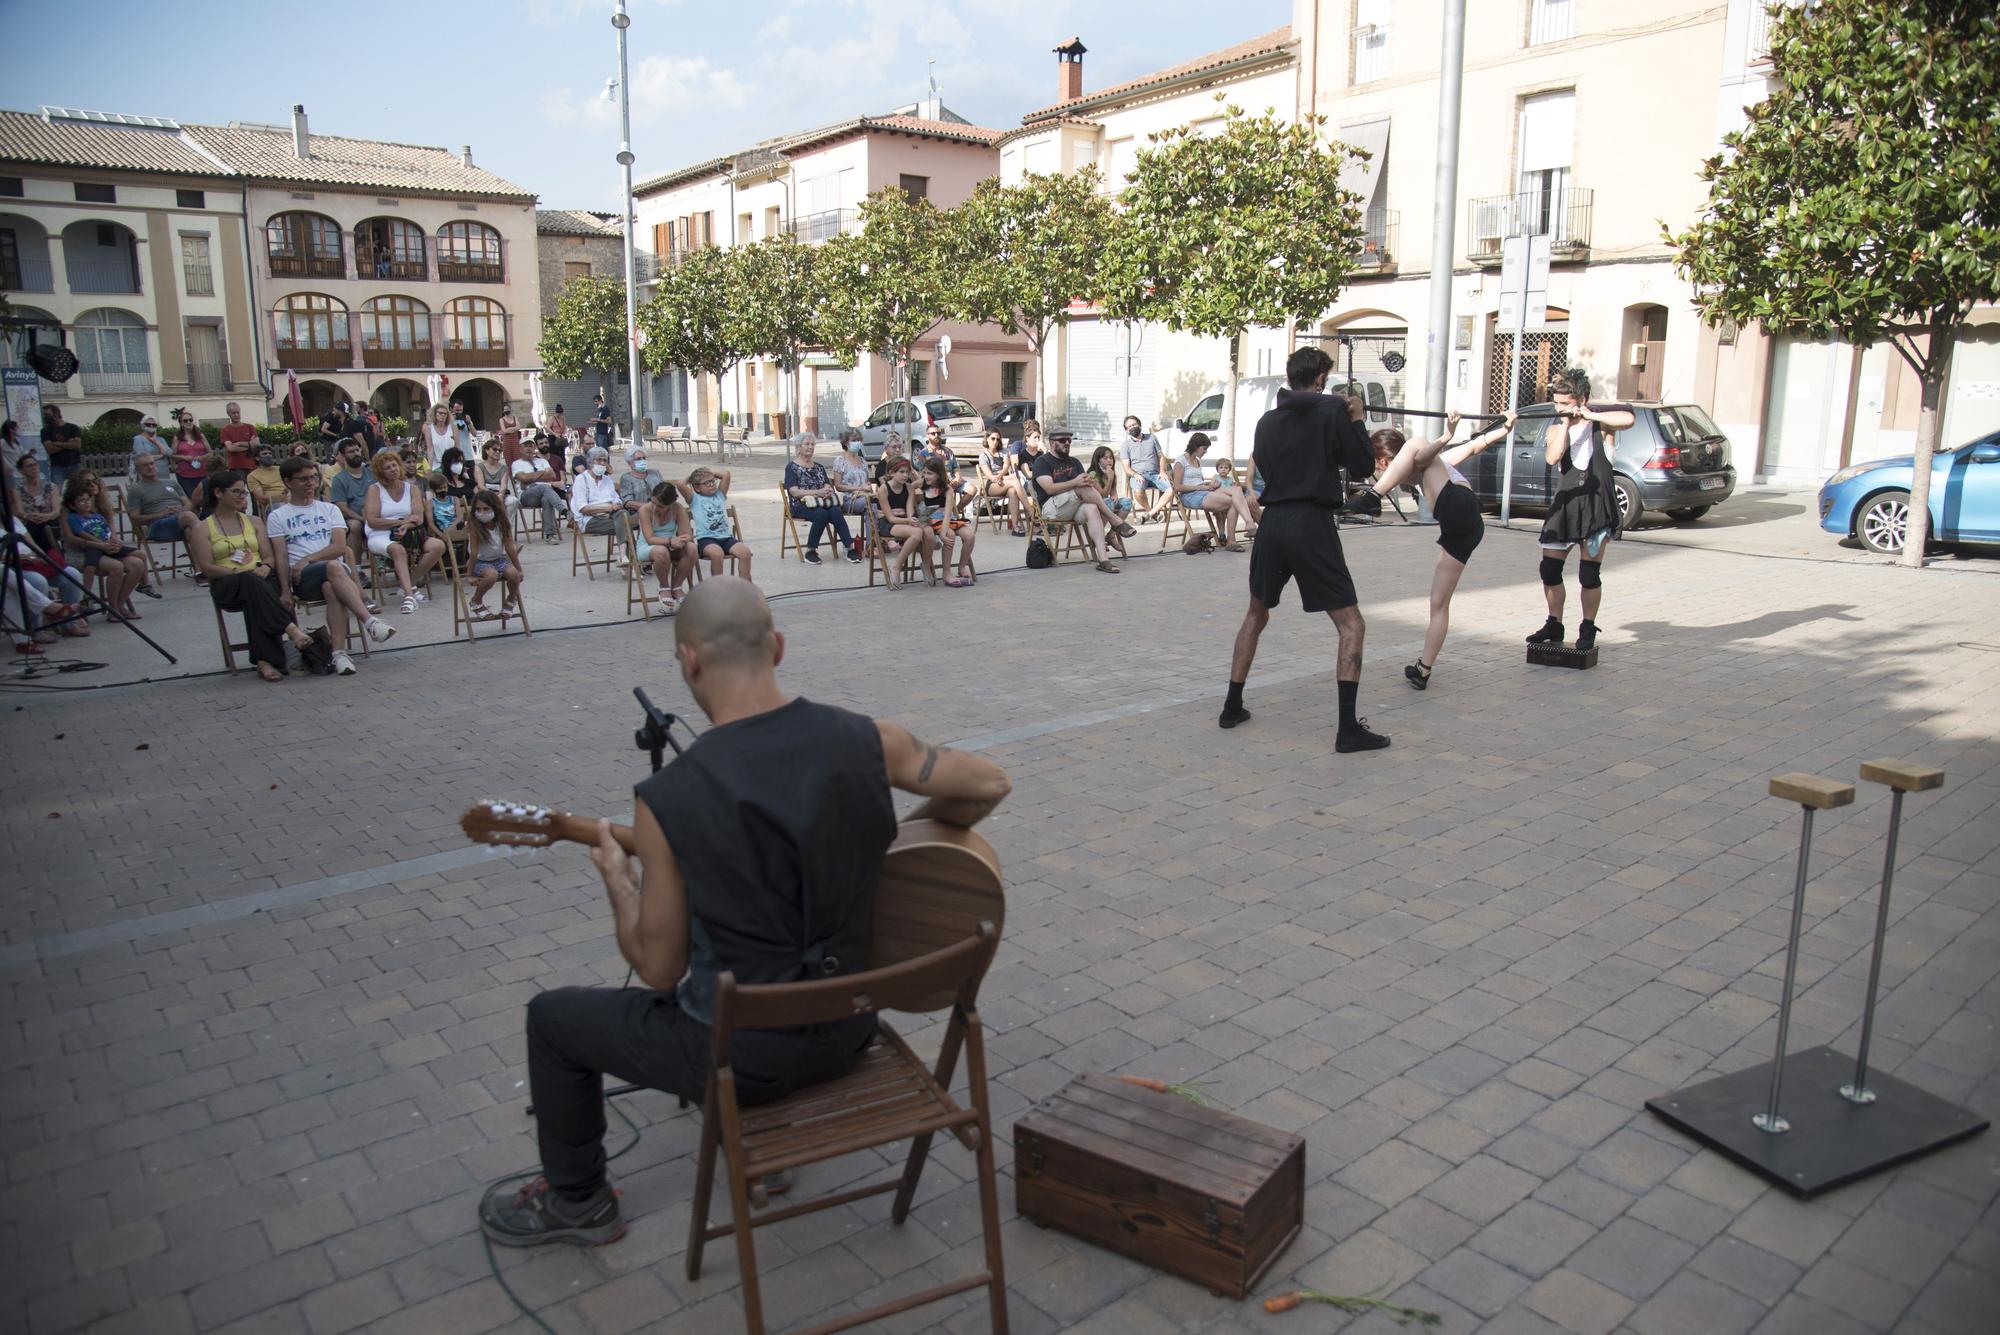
[1013,1072,1305,1298]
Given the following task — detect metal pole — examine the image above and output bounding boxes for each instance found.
[1499,261,1528,524]
[1842,788,1903,1105]
[1755,807,1817,1135]
[1422,0,1467,419]
[613,1,642,438]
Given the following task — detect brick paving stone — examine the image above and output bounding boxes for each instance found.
[1565,1217,1698,1301]
[1520,1268,1635,1335]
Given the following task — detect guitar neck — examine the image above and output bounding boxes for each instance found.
[545,812,637,852]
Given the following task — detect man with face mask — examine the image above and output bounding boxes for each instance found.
[1118,415,1171,522]
[247,446,287,507]
[569,445,632,550]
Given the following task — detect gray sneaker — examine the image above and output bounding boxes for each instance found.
[480,1177,623,1248]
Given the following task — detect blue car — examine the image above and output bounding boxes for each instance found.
[1818,429,2000,553]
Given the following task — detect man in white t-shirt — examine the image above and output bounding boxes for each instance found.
[511,445,565,543]
[268,457,395,672]
[569,446,631,547]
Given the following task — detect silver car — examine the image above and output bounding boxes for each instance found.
[854,395,986,460]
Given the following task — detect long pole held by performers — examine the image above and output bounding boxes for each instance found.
[1497,232,1551,524]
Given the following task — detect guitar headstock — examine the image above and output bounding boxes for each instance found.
[461,800,560,848]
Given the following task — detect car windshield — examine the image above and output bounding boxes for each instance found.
[1185,397,1222,431]
[927,398,979,420]
[1668,405,1724,440]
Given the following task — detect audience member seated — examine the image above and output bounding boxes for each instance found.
[569,446,632,552]
[246,445,286,507]
[511,442,566,543]
[466,489,526,620]
[831,436,874,524]
[1030,423,1135,574]
[427,472,469,572]
[190,451,233,517]
[268,457,394,670]
[364,449,444,615]
[128,415,170,481]
[188,470,323,681]
[125,453,195,592]
[676,466,751,582]
[637,482,696,613]
[436,446,476,503]
[874,456,935,585]
[1119,415,1173,522]
[871,430,909,483]
[326,438,376,571]
[61,473,147,617]
[1009,421,1045,487]
[973,429,1030,537]
[1213,457,1262,525]
[919,455,977,585]
[784,434,858,566]
[1171,432,1257,550]
[12,453,65,554]
[618,447,660,523]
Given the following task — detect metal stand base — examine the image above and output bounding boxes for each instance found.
[1647,1046,1988,1198]
[1526,643,1597,670]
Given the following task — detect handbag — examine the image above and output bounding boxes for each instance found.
[1025,537,1054,569]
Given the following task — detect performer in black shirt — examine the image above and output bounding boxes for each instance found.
[1221,345,1388,752]
[481,577,1012,1248]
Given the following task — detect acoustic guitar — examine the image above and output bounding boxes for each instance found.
[459,802,1004,998]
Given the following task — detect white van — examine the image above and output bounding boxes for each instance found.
[1157,374,1399,462]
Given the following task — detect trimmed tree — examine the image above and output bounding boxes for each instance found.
[1667,0,2000,566]
[816,188,964,443]
[732,234,827,437]
[537,274,630,381]
[638,245,752,447]
[1102,100,1366,460]
[958,167,1119,421]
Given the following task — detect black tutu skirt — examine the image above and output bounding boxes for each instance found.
[1540,470,1619,548]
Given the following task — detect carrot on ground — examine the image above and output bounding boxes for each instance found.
[1262,1292,1304,1313]
[1118,1075,1171,1093]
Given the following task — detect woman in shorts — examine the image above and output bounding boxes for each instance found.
[1169,433,1256,551]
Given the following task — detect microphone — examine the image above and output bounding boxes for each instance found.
[633,688,685,769]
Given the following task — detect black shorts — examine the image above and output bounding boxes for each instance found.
[1248,504,1356,613]
[700,535,739,555]
[1433,482,1484,564]
[291,562,334,601]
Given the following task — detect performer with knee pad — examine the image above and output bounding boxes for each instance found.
[1526,368,1632,653]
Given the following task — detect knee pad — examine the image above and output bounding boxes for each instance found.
[1578,560,1602,590]
[1539,555,1566,587]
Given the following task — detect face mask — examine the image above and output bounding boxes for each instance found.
[447,463,462,475]
[591,464,608,478]
[474,509,496,523]
[632,460,649,472]
[1128,425,1142,438]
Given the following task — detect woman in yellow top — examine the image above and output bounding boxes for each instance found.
[187,469,318,681]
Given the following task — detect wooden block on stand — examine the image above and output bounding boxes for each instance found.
[1769,773,1856,809]
[1014,1072,1305,1299]
[1859,759,1945,793]
[1527,642,1598,669]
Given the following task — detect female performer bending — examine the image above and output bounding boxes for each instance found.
[1346,410,1513,688]
[1527,368,1633,653]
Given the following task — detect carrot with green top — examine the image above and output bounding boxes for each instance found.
[1261,1290,1442,1325]
[1117,1074,1213,1106]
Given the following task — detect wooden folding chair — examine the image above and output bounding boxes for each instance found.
[685,824,1009,1335]
[1027,498,1097,565]
[777,498,807,562]
[570,520,620,580]
[1159,500,1221,552]
[214,604,252,674]
[623,539,654,622]
[689,506,746,585]
[447,540,529,640]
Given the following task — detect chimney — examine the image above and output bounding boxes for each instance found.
[460,145,474,168]
[291,104,310,158]
[1054,37,1086,103]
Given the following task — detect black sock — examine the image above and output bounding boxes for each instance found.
[1338,680,1359,730]
[1225,680,1245,711]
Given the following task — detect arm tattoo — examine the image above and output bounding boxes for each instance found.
[918,743,942,784]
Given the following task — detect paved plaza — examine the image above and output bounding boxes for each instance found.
[2,493,1997,1334]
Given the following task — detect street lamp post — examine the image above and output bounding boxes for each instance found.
[612,1,644,437]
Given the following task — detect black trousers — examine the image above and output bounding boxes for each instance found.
[209,571,297,671]
[526,986,875,1197]
[791,504,854,553]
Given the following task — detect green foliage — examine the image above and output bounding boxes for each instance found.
[1102,100,1366,338]
[538,275,632,380]
[640,245,753,438]
[816,189,964,367]
[958,167,1118,351]
[731,234,827,375]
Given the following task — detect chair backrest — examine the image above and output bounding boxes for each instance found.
[713,925,994,1039]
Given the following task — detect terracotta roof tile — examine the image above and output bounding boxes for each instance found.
[1021,27,1293,123]
[636,114,1002,195]
[182,123,533,198]
[0,108,227,176]
[538,208,623,236]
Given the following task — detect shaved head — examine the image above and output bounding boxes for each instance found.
[674,576,776,669]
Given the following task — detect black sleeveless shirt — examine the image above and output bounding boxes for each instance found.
[636,698,897,1025]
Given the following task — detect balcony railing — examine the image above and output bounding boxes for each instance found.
[79,370,154,394]
[1467,187,1593,264]
[1354,210,1399,273]
[1527,0,1576,46]
[2,256,55,292]
[438,259,504,283]
[1746,1,1774,64]
[362,258,430,281]
[442,344,508,368]
[270,252,346,280]
[1350,26,1389,84]
[66,258,142,294]
[363,344,433,369]
[785,210,859,244]
[274,345,351,370]
[188,360,231,393]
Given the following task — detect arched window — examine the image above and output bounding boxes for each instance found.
[437,221,503,281]
[274,293,350,361]
[442,297,507,366]
[73,308,150,390]
[355,218,426,280]
[364,297,434,353]
[266,212,344,278]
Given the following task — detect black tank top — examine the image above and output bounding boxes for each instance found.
[636,698,897,1023]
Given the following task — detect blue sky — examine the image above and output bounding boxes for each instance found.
[11,0,1290,209]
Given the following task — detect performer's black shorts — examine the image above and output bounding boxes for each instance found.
[1433,482,1484,564]
[1248,504,1356,612]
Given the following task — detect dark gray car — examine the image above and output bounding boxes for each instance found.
[980,399,1037,443]
[1464,401,1737,525]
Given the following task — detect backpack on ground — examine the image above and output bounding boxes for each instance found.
[1025,537,1054,569]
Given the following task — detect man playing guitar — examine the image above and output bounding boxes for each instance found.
[480,576,1012,1248]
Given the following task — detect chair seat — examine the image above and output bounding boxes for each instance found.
[737,1035,970,1177]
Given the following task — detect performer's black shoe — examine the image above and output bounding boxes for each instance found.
[1404,661,1431,691]
[1218,703,1251,729]
[1340,487,1382,517]
[1335,720,1390,752]
[1526,617,1564,645]
[1575,620,1598,652]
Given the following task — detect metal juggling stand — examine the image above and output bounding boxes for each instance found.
[1646,763,1987,1198]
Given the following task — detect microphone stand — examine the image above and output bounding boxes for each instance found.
[604,686,691,1109]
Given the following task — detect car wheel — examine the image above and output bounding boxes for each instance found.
[1855,489,1910,554]
[1666,506,1712,523]
[1613,475,1643,529]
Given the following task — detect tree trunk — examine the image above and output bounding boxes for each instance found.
[1898,319,1952,568]
[715,366,728,455]
[1219,332,1243,470]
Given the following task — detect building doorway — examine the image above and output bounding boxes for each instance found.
[1487,308,1571,413]
[1618,304,1668,400]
